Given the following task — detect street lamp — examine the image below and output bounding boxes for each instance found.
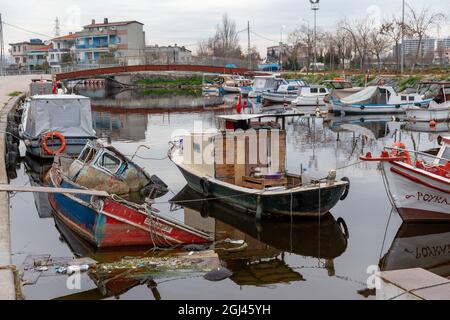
[401,0,405,74]
[309,0,319,74]
[280,25,286,72]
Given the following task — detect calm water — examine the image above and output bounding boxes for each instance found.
[9,91,450,300]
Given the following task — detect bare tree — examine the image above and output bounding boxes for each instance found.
[196,14,243,59]
[370,28,392,71]
[380,16,405,71]
[288,24,314,73]
[404,4,445,72]
[342,16,375,71]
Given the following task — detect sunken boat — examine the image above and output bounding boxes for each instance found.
[169,114,350,218]
[47,140,212,247]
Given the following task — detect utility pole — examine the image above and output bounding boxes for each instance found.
[401,0,405,74]
[54,17,61,37]
[279,25,285,72]
[247,21,251,70]
[310,0,320,74]
[0,14,5,76]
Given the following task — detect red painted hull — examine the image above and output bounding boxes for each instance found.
[48,167,212,248]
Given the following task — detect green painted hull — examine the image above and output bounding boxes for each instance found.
[177,165,347,217]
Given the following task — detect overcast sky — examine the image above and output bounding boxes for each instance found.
[2,0,449,56]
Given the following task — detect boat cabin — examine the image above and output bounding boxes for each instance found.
[436,136,450,166]
[65,141,168,199]
[324,80,353,90]
[253,76,287,92]
[180,114,300,189]
[298,85,329,96]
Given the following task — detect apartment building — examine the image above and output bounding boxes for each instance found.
[74,18,146,65]
[9,39,44,69]
[145,44,192,64]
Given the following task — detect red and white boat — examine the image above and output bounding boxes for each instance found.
[361,137,450,222]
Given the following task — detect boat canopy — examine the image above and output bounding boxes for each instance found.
[23,94,96,139]
[253,76,286,91]
[340,86,391,105]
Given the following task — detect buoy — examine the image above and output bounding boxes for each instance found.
[429,120,436,128]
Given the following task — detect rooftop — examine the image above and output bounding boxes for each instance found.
[52,33,77,41]
[83,19,143,28]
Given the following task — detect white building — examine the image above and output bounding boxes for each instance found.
[48,33,76,72]
[75,18,146,65]
[145,44,192,64]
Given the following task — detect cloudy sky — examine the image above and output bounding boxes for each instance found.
[2,0,449,56]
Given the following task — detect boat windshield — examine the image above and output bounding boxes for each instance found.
[97,152,122,174]
[439,146,450,165]
[331,82,353,89]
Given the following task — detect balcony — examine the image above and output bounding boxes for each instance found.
[75,44,109,50]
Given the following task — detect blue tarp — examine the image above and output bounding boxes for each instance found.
[225,64,237,68]
[258,63,279,72]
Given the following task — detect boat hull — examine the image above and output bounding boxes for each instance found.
[176,164,347,218]
[47,168,211,248]
[405,106,450,122]
[292,96,326,106]
[337,104,406,115]
[223,85,241,93]
[261,93,297,104]
[382,161,450,222]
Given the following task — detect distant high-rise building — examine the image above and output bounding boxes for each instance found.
[402,37,436,56]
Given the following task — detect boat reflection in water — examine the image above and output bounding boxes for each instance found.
[380,222,450,278]
[23,156,53,219]
[171,186,350,286]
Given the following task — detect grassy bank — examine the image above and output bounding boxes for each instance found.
[283,72,450,88]
[135,76,203,87]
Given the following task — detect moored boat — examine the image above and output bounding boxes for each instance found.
[248,75,286,98]
[404,82,450,122]
[360,137,450,222]
[47,140,212,247]
[19,94,97,158]
[292,85,330,107]
[169,113,350,218]
[261,80,308,105]
[323,79,364,113]
[331,86,431,115]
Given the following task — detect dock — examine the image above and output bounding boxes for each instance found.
[0,75,51,300]
[377,268,450,300]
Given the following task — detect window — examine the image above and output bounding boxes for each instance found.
[401,96,407,101]
[15,57,20,63]
[23,57,27,63]
[310,88,318,93]
[13,46,16,52]
[439,147,450,165]
[409,96,415,101]
[98,153,121,173]
[320,88,327,93]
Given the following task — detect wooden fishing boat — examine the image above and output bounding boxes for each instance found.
[361,136,450,222]
[47,141,212,248]
[292,85,330,107]
[323,79,364,113]
[169,114,350,218]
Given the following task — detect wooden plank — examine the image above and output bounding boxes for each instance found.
[0,184,110,197]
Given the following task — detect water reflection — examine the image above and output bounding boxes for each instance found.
[171,185,349,285]
[380,222,450,278]
[22,156,53,219]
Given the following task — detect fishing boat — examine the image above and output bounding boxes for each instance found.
[168,114,350,218]
[221,75,252,94]
[360,136,450,222]
[331,86,431,115]
[404,82,450,122]
[19,94,97,158]
[292,85,330,107]
[261,80,309,105]
[47,140,212,247]
[248,75,287,98]
[323,79,364,113]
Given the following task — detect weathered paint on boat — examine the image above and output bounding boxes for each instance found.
[176,164,347,217]
[47,167,212,247]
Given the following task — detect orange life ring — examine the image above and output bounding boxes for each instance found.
[42,131,66,155]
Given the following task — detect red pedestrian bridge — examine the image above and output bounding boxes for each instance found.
[55,64,250,81]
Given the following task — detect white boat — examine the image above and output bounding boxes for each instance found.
[261,80,308,105]
[292,85,330,107]
[331,86,431,115]
[361,137,450,222]
[405,82,450,122]
[323,79,364,113]
[221,75,252,94]
[248,75,287,98]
